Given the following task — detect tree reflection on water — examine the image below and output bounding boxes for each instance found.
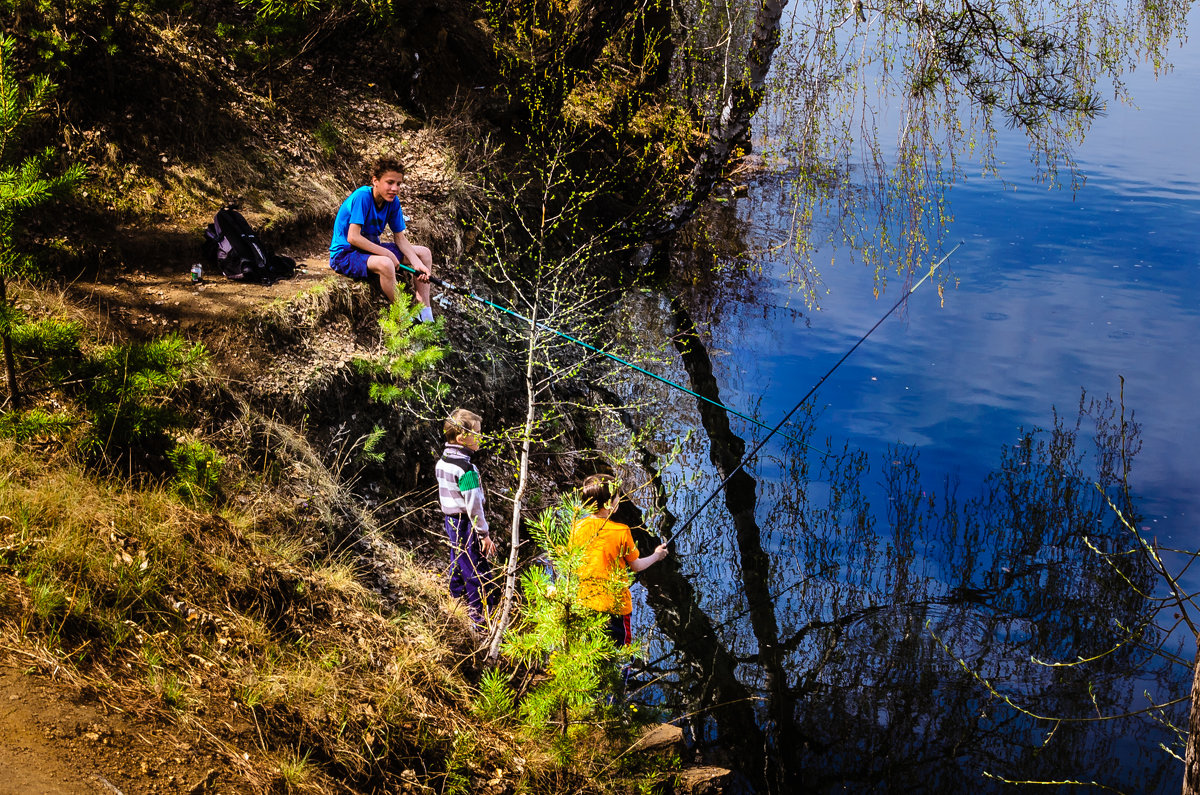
[621,311,1181,793]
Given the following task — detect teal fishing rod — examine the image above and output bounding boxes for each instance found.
[662,241,965,544]
[396,260,817,449]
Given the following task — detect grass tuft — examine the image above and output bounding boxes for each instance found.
[278,746,313,790]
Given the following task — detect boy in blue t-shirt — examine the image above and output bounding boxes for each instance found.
[329,157,436,322]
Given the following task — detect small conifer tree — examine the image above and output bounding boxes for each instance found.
[500,495,635,746]
[354,295,448,408]
[0,33,86,408]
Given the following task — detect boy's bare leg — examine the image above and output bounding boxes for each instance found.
[404,245,433,308]
[366,255,398,303]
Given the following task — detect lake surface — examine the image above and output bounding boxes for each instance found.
[634,9,1200,793]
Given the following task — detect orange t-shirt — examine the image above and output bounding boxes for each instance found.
[570,514,639,615]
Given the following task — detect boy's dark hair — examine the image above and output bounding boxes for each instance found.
[372,156,406,179]
[444,408,482,442]
[580,474,618,511]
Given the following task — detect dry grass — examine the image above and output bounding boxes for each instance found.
[0,420,674,793]
[0,266,674,791]
[0,437,523,792]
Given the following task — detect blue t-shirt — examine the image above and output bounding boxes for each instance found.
[329,186,407,257]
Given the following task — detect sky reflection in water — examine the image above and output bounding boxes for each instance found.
[652,10,1200,793]
[721,39,1200,538]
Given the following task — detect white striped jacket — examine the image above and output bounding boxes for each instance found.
[435,444,490,538]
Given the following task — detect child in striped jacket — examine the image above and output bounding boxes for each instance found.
[435,409,496,628]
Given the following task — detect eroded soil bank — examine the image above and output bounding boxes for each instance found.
[0,661,223,794]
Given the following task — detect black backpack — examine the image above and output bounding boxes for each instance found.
[201,207,296,285]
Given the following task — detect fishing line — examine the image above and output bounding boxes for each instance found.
[636,239,962,669]
[394,259,816,448]
[663,241,964,544]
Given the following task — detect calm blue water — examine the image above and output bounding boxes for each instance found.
[644,10,1200,793]
[716,60,1200,535]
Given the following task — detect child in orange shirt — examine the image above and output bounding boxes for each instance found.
[570,474,668,646]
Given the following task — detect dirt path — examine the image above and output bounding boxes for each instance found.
[74,248,336,337]
[0,661,220,794]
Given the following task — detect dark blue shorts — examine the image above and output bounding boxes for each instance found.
[330,242,403,279]
[605,613,632,646]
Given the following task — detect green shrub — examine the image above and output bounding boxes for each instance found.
[77,333,208,456]
[4,316,85,405]
[313,120,341,158]
[472,668,517,723]
[1,325,207,459]
[354,297,447,406]
[168,439,224,504]
[501,497,631,740]
[11,317,84,379]
[0,407,77,442]
[358,424,386,464]
[0,32,86,409]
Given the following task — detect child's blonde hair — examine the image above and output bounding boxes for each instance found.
[444,408,482,442]
[580,473,619,511]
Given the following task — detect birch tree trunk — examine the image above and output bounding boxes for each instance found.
[653,0,790,237]
[487,306,539,659]
[1183,646,1200,794]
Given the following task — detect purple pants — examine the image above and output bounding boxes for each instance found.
[444,514,495,624]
